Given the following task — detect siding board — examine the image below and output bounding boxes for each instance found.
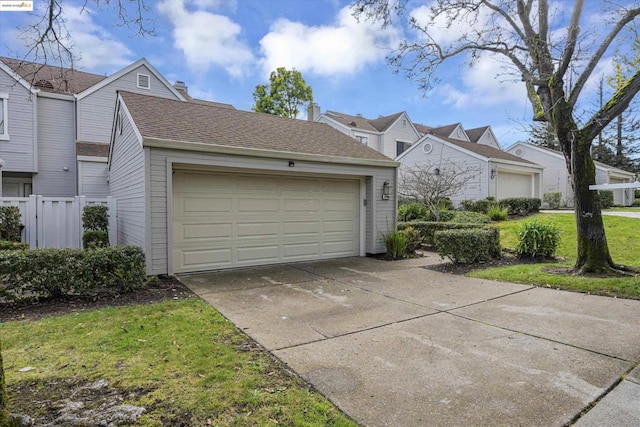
[0,67,35,172]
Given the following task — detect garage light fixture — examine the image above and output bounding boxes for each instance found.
[288,160,295,167]
[382,180,391,200]
[490,168,497,179]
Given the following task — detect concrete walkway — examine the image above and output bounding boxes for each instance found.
[540,209,640,219]
[179,256,640,426]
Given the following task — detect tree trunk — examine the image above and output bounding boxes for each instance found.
[571,133,615,273]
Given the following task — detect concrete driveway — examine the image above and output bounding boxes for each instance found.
[178,256,640,426]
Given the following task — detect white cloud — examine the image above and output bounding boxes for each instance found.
[157,0,254,77]
[258,6,401,77]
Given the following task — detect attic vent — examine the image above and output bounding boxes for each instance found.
[514,148,525,157]
[35,79,54,89]
[349,121,357,126]
[137,73,150,89]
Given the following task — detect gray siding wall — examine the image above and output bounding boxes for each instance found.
[109,107,146,250]
[148,147,397,275]
[400,137,488,206]
[382,116,420,159]
[78,64,179,144]
[0,68,36,172]
[78,159,109,197]
[33,97,76,196]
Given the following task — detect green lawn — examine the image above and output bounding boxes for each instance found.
[470,213,640,299]
[1,298,355,426]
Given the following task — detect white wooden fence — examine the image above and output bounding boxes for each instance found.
[0,196,117,249]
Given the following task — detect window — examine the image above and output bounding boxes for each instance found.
[402,119,407,127]
[355,135,368,145]
[116,109,123,135]
[0,93,8,140]
[396,140,411,156]
[137,73,150,89]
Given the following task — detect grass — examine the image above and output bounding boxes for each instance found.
[470,213,640,299]
[1,298,355,426]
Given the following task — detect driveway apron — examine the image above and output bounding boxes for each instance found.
[179,256,640,426]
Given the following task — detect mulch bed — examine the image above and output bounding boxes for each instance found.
[0,277,195,323]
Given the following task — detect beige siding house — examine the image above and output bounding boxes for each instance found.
[110,92,399,275]
[506,142,636,206]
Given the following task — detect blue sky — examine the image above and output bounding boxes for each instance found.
[0,0,630,148]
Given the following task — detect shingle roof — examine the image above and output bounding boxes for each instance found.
[515,143,634,174]
[119,92,394,162]
[0,57,106,94]
[77,142,110,157]
[428,123,461,138]
[324,110,379,132]
[175,85,235,109]
[441,136,536,165]
[414,123,432,135]
[466,126,490,143]
[368,112,404,132]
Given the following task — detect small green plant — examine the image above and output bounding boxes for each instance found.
[515,220,561,258]
[487,205,509,221]
[398,202,427,222]
[543,192,563,209]
[401,226,422,254]
[385,230,407,259]
[82,205,109,249]
[598,190,614,209]
[0,206,22,242]
[434,227,501,264]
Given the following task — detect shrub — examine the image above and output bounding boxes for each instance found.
[632,199,640,207]
[499,197,542,216]
[460,198,498,214]
[635,189,640,199]
[0,241,28,251]
[434,227,501,264]
[437,197,453,211]
[450,211,491,224]
[543,192,563,209]
[515,220,561,258]
[401,226,422,254]
[385,230,407,259]
[598,190,614,209]
[398,202,427,222]
[0,206,22,242]
[397,221,486,245]
[82,204,109,231]
[83,231,109,249]
[422,210,456,222]
[487,205,509,221]
[0,246,147,302]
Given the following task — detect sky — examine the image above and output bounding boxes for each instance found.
[0,0,633,148]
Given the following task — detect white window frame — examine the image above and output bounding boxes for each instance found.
[137,73,150,89]
[0,93,9,141]
[396,140,412,156]
[354,134,369,146]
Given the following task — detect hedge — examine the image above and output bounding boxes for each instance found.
[543,192,563,209]
[83,230,109,249]
[0,241,29,251]
[499,197,541,215]
[434,227,501,264]
[0,245,146,302]
[598,190,614,209]
[460,198,497,214]
[398,221,486,245]
[0,206,21,242]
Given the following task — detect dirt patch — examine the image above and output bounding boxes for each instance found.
[424,249,560,275]
[0,277,195,323]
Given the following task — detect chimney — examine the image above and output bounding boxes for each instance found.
[174,80,188,94]
[307,103,320,121]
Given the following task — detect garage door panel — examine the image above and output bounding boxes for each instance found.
[173,170,360,273]
[497,172,532,199]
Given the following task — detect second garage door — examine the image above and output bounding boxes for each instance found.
[172,170,361,273]
[497,171,533,199]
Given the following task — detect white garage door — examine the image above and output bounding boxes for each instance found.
[497,171,532,199]
[173,170,360,273]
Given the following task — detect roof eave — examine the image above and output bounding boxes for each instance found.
[143,137,399,168]
[489,157,543,169]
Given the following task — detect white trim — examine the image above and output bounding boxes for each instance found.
[75,58,186,101]
[144,137,400,168]
[108,94,144,168]
[318,114,364,134]
[359,178,366,257]
[0,61,37,93]
[0,93,9,140]
[166,157,174,275]
[77,155,108,162]
[37,91,74,100]
[489,157,544,169]
[396,133,486,162]
[144,147,153,275]
[385,112,421,140]
[136,72,150,89]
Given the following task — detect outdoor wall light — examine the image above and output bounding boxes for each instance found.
[434,168,440,175]
[490,168,497,179]
[382,180,391,200]
[288,160,295,167]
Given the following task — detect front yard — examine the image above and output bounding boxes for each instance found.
[470,213,640,299]
[1,292,355,426]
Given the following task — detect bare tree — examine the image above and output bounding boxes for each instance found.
[399,161,478,220]
[354,0,640,274]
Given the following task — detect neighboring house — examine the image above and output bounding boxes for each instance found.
[0,56,186,197]
[398,133,543,206]
[110,91,399,275]
[506,142,636,206]
[310,105,540,203]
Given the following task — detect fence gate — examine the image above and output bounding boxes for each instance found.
[0,195,117,249]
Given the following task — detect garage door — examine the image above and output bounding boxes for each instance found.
[172,170,360,273]
[497,171,532,199]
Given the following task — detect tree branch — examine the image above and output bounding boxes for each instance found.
[556,0,583,81]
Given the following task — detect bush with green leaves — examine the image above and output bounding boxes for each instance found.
[460,198,498,214]
[401,226,422,254]
[82,231,109,249]
[543,192,563,209]
[487,205,508,221]
[397,221,486,245]
[385,230,407,259]
[398,202,428,222]
[515,220,561,258]
[499,197,542,215]
[82,204,109,249]
[422,210,456,222]
[0,206,22,242]
[598,190,614,209]
[434,227,501,264]
[0,241,28,251]
[450,211,491,224]
[632,199,640,207]
[0,245,147,302]
[635,189,640,199]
